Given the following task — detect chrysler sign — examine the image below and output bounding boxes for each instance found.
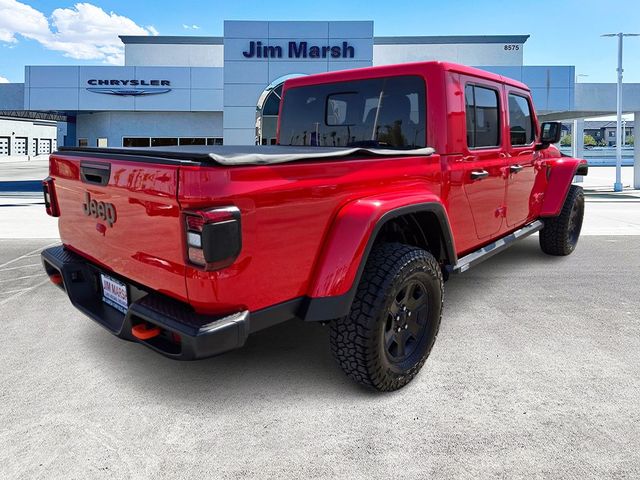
[86,79,172,96]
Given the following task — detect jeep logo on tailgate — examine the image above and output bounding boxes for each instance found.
[82,192,117,227]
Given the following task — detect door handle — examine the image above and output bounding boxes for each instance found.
[509,164,524,174]
[470,170,489,180]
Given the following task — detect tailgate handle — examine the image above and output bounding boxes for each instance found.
[80,162,111,186]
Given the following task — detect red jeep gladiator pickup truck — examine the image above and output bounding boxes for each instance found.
[41,61,587,391]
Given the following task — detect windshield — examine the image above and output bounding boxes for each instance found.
[279,75,426,149]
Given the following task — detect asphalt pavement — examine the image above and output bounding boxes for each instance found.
[1,234,639,479]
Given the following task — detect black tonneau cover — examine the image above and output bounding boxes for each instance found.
[57,145,435,166]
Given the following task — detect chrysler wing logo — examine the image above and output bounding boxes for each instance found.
[87,87,171,96]
[86,79,172,96]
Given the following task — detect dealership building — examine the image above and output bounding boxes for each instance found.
[0,20,639,185]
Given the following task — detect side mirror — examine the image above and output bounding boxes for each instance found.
[538,121,562,149]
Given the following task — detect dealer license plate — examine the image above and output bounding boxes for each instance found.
[101,273,128,314]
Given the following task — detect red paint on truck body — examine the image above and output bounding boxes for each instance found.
[47,61,584,319]
[51,156,188,302]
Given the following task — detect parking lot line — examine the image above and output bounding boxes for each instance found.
[0,242,57,269]
[0,278,50,306]
[0,274,44,283]
[0,263,40,272]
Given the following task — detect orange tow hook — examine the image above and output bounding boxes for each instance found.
[131,323,161,341]
[49,273,63,285]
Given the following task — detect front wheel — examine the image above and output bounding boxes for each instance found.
[539,184,584,256]
[329,243,443,392]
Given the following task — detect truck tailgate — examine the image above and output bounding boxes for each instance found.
[49,153,188,302]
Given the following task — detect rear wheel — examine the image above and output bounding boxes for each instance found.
[539,185,584,256]
[329,243,443,391]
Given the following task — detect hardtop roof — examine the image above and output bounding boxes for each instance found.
[283,61,530,92]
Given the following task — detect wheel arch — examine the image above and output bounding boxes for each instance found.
[540,157,588,217]
[301,195,456,322]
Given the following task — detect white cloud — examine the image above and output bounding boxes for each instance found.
[182,24,200,30]
[0,0,159,65]
[0,75,9,83]
[0,0,50,44]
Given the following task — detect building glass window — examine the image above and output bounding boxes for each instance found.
[123,137,222,147]
[508,93,534,145]
[262,84,283,116]
[123,137,150,147]
[465,84,500,148]
[78,138,88,147]
[179,138,206,145]
[151,138,178,147]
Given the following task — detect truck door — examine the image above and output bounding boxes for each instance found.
[505,91,537,227]
[460,80,506,240]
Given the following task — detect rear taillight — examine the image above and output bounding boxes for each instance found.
[184,206,241,270]
[42,177,60,217]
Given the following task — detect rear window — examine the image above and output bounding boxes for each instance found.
[279,76,426,149]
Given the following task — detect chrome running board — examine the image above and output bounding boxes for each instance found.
[452,220,544,274]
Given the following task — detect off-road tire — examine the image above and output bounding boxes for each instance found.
[539,184,584,256]
[329,243,443,392]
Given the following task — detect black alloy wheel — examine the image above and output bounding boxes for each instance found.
[330,243,443,391]
[383,279,429,364]
[539,184,584,256]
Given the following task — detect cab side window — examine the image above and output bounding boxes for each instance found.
[465,84,500,149]
[508,93,534,146]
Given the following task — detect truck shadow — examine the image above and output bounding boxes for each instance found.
[82,237,563,400]
[84,316,369,400]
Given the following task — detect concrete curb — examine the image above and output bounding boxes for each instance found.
[583,189,640,199]
[0,155,50,165]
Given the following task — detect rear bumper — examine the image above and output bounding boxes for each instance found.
[41,245,250,360]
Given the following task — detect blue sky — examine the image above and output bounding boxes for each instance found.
[1,0,639,84]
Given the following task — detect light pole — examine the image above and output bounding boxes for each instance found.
[602,33,640,192]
